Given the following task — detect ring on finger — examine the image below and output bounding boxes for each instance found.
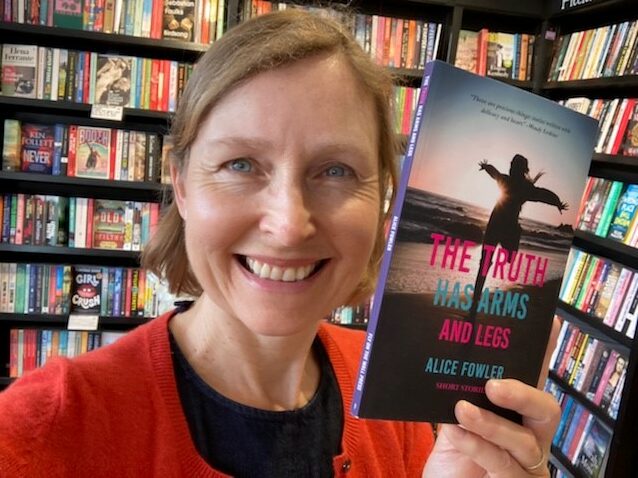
[524,448,546,473]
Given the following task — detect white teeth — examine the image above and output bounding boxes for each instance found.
[244,257,317,282]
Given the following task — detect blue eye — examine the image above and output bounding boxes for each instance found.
[325,165,351,177]
[228,159,252,172]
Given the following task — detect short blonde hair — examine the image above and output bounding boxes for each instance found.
[142,9,399,305]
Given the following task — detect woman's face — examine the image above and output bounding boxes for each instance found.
[172,53,381,336]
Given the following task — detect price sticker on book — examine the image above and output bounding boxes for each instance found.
[68,314,100,331]
[90,104,124,122]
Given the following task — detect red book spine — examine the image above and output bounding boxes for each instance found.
[150,60,160,111]
[48,265,57,315]
[67,125,77,176]
[9,329,18,378]
[109,128,117,180]
[161,60,170,112]
[86,197,94,249]
[611,99,636,154]
[150,0,163,39]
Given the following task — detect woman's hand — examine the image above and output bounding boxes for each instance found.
[422,318,562,478]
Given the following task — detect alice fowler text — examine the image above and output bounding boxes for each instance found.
[425,357,504,379]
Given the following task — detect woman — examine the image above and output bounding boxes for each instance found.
[0,10,560,477]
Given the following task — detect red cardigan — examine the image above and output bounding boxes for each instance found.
[0,310,434,477]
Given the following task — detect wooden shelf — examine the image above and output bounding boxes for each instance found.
[0,244,141,267]
[542,76,638,98]
[549,370,616,429]
[0,171,168,202]
[0,21,207,62]
[0,313,149,327]
[557,302,633,353]
[592,153,638,170]
[573,230,638,272]
[0,96,172,125]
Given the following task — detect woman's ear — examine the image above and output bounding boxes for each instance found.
[171,162,187,221]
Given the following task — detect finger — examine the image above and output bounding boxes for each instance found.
[441,423,528,477]
[454,400,547,474]
[485,379,562,449]
[537,316,561,388]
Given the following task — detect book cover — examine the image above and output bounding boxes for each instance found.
[1,45,38,98]
[20,123,55,174]
[92,199,126,249]
[352,61,597,423]
[454,30,478,73]
[73,126,111,179]
[575,419,612,478]
[53,0,83,29]
[2,119,21,171]
[70,266,103,315]
[93,54,133,107]
[162,0,196,42]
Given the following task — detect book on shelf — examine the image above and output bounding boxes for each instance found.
[454,29,534,81]
[548,19,638,81]
[1,44,38,98]
[352,60,597,423]
[0,45,194,112]
[2,119,22,172]
[1,118,167,183]
[70,266,103,315]
[3,0,225,44]
[162,0,196,42]
[575,418,612,478]
[93,54,133,107]
[19,123,55,175]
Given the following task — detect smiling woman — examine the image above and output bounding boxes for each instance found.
[0,9,561,478]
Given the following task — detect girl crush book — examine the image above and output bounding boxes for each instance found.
[352,61,597,423]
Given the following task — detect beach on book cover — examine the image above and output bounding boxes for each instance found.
[353,61,597,423]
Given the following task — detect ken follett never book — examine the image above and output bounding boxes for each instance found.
[352,60,597,423]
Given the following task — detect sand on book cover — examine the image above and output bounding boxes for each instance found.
[352,60,597,423]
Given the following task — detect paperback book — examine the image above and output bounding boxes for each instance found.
[20,124,55,174]
[70,266,103,315]
[1,45,38,98]
[73,126,111,179]
[352,60,597,423]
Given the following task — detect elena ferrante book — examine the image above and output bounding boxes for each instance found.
[352,60,597,423]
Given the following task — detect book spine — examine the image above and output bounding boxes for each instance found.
[352,61,436,415]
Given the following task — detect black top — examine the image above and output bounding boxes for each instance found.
[170,329,344,478]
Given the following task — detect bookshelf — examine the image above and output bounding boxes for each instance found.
[0,0,637,476]
[542,1,638,475]
[0,0,195,384]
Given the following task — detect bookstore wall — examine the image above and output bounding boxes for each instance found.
[1,0,637,476]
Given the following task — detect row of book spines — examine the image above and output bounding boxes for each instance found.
[546,380,612,475]
[1,44,194,112]
[393,86,420,136]
[550,319,627,419]
[2,0,225,44]
[8,328,125,378]
[2,119,168,182]
[0,262,171,318]
[455,29,535,81]
[0,194,160,251]
[328,302,370,326]
[576,177,638,246]
[558,248,637,340]
[562,97,637,156]
[245,1,442,71]
[548,19,638,82]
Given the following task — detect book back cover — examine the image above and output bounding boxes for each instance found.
[352,61,597,423]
